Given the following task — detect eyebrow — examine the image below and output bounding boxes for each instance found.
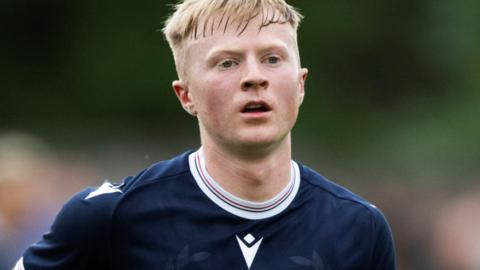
[257,42,289,56]
[205,41,290,61]
[206,48,243,61]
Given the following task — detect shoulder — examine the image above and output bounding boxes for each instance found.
[62,150,193,222]
[117,150,192,193]
[21,151,193,269]
[51,185,121,242]
[64,150,192,224]
[298,163,396,269]
[53,150,191,228]
[298,163,380,214]
[298,163,393,242]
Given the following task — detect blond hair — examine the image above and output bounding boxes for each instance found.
[162,0,303,78]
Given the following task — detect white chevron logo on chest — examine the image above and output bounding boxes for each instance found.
[236,233,263,269]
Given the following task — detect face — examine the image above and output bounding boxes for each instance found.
[173,14,308,154]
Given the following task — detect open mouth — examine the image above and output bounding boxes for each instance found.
[241,101,271,113]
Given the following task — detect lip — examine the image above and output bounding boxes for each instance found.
[241,100,272,112]
[240,100,272,119]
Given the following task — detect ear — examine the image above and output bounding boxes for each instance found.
[172,80,197,116]
[298,68,308,105]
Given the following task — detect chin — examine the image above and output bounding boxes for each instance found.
[232,132,288,152]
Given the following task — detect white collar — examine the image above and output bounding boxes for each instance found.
[188,147,300,220]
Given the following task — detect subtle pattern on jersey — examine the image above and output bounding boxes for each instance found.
[164,245,210,270]
[291,250,333,270]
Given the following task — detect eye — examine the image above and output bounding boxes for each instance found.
[218,59,238,69]
[265,56,280,65]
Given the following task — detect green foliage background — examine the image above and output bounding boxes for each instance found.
[1,0,479,184]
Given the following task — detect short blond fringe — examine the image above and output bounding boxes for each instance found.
[162,0,303,78]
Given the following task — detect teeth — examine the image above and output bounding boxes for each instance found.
[246,104,263,109]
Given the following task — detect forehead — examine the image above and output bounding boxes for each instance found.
[184,14,297,58]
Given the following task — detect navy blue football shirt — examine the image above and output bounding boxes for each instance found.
[16,148,396,269]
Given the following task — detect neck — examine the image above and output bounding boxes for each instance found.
[201,135,292,202]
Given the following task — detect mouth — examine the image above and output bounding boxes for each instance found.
[241,101,272,114]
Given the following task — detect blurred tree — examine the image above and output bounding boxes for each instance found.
[1,0,478,183]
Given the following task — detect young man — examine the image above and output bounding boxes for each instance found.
[14,0,396,269]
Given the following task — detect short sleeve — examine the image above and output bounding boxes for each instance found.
[21,186,120,270]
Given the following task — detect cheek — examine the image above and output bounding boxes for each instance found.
[194,79,233,117]
[276,73,302,107]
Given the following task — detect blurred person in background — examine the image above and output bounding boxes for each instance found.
[0,132,99,269]
[430,189,480,270]
[0,133,59,269]
[13,0,395,269]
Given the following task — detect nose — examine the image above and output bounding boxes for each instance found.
[241,60,268,91]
